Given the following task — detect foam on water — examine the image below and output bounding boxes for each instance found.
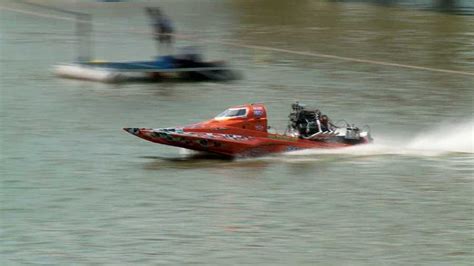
[407,121,474,154]
[284,120,474,158]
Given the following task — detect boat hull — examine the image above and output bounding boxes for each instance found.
[124,127,370,158]
[54,56,238,83]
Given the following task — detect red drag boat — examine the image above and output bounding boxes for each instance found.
[124,103,373,158]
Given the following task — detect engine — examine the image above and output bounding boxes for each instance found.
[288,102,321,137]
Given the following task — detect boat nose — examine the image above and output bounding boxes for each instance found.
[123,128,140,135]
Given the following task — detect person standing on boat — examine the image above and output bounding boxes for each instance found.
[145,7,175,54]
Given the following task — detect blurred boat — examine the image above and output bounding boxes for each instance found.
[54,52,238,83]
[124,103,373,158]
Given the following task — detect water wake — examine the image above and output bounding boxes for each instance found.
[285,121,474,158]
[407,122,473,154]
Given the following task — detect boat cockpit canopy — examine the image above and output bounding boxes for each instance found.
[215,107,248,119]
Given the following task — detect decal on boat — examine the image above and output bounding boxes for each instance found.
[222,134,253,141]
[253,108,264,118]
[195,139,223,148]
[286,146,300,152]
[125,128,140,135]
[255,124,264,131]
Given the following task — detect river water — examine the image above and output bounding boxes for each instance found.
[1,0,473,265]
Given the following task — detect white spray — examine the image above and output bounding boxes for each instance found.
[286,120,474,157]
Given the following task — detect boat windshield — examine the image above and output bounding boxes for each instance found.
[215,108,247,119]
